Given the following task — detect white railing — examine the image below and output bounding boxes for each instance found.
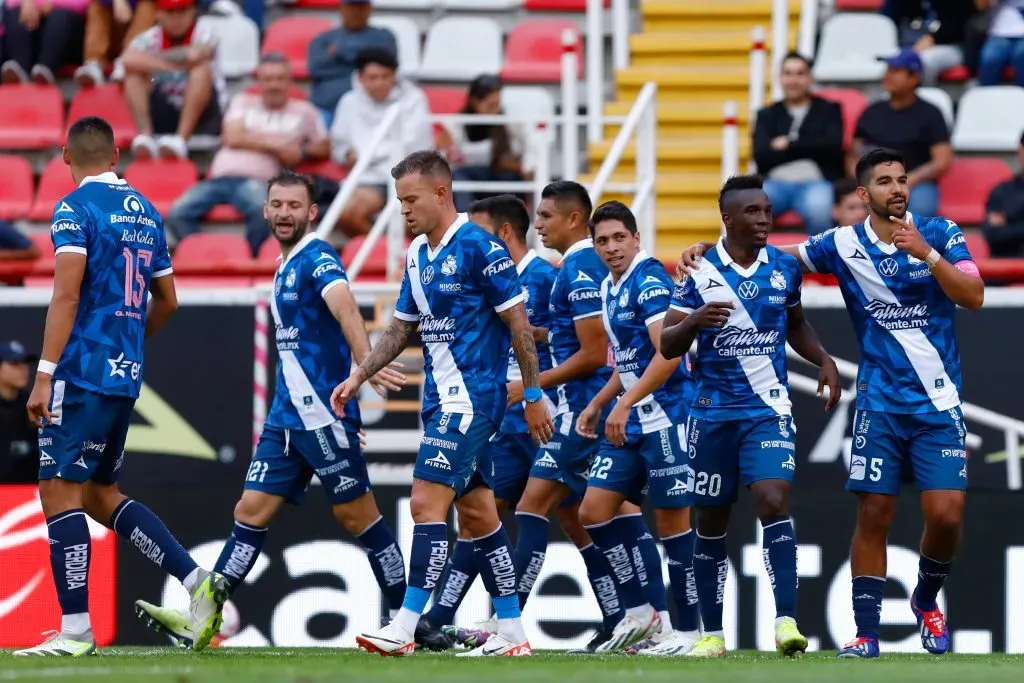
[748,26,767,124]
[770,0,788,102]
[588,81,658,254]
[586,0,631,145]
[798,0,819,60]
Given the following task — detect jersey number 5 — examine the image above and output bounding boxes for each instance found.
[123,247,153,308]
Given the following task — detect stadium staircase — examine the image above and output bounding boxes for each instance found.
[585,0,799,259]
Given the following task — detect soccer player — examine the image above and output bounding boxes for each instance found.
[332,150,554,657]
[662,175,841,658]
[132,170,409,647]
[677,151,984,658]
[16,116,226,656]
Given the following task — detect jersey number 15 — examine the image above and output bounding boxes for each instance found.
[123,247,152,309]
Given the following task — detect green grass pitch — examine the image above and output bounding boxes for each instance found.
[2,648,1024,683]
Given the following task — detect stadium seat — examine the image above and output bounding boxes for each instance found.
[206,15,261,78]
[29,157,77,221]
[937,158,1013,226]
[0,84,64,149]
[813,14,897,82]
[341,234,411,279]
[524,0,607,9]
[262,17,335,79]
[66,85,138,148]
[424,87,468,114]
[940,65,970,82]
[834,0,883,8]
[442,0,522,9]
[208,205,244,222]
[123,159,200,216]
[373,0,433,8]
[951,86,1024,152]
[964,231,990,260]
[502,86,557,149]
[501,20,582,83]
[295,158,350,183]
[174,233,251,264]
[773,213,804,230]
[0,155,34,220]
[29,231,56,261]
[917,87,954,131]
[257,237,281,263]
[419,17,503,82]
[370,15,422,75]
[815,88,867,148]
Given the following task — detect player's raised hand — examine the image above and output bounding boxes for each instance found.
[506,380,524,406]
[525,400,554,446]
[818,357,842,412]
[691,301,736,329]
[677,242,709,277]
[331,370,365,416]
[358,428,368,449]
[26,376,52,429]
[891,214,930,260]
[367,361,406,398]
[604,403,629,448]
[575,402,602,439]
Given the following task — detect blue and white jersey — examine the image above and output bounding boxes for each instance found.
[798,213,973,414]
[502,249,559,434]
[395,215,524,427]
[671,240,803,421]
[547,238,613,415]
[601,252,691,435]
[266,233,357,432]
[50,172,172,399]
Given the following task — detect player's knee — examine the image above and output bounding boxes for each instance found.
[924,493,964,531]
[694,507,730,537]
[233,495,276,528]
[454,497,497,538]
[578,497,612,528]
[81,485,125,526]
[516,483,557,517]
[555,507,588,546]
[752,485,789,520]
[332,494,381,536]
[856,494,897,533]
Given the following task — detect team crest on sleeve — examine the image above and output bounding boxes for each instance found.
[285,269,297,288]
[770,269,787,290]
[441,254,458,276]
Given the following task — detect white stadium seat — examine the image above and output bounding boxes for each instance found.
[813,13,898,82]
[916,87,954,131]
[370,16,423,76]
[441,0,523,9]
[419,17,504,81]
[502,86,555,121]
[207,16,260,78]
[951,85,1024,152]
[373,0,434,9]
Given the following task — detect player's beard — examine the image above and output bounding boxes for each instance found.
[869,196,906,221]
[274,219,309,247]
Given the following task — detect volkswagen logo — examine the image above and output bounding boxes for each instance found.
[421,265,434,285]
[737,280,759,300]
[879,258,899,277]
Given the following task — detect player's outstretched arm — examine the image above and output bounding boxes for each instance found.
[676,241,815,276]
[511,316,606,402]
[331,316,417,415]
[786,303,841,411]
[324,284,406,397]
[577,369,623,440]
[499,301,555,445]
[145,272,178,339]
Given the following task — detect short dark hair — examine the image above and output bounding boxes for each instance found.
[267,169,317,203]
[589,200,637,236]
[468,194,530,242]
[540,180,593,220]
[259,52,290,68]
[718,174,764,212]
[833,177,858,205]
[356,47,398,73]
[392,150,452,183]
[66,116,115,166]
[781,51,813,70]
[855,147,906,185]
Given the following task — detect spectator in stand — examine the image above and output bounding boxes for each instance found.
[308,0,396,127]
[121,0,226,160]
[753,53,844,235]
[329,47,431,238]
[832,177,869,228]
[442,75,534,213]
[73,0,156,88]
[0,0,87,84]
[850,48,952,217]
[0,221,40,260]
[978,0,1024,87]
[0,340,38,484]
[981,131,1024,257]
[166,53,330,256]
[885,0,980,85]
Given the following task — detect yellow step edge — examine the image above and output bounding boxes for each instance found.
[642,0,802,17]
[631,29,797,53]
[605,100,752,125]
[588,138,752,162]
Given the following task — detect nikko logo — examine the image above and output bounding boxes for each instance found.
[865,299,928,330]
[738,280,759,300]
[712,327,780,357]
[483,257,514,276]
[637,286,669,304]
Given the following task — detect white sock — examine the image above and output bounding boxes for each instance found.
[62,613,91,636]
[389,608,400,621]
[775,616,795,628]
[680,629,701,640]
[658,610,672,632]
[498,616,526,644]
[182,567,201,593]
[626,604,652,620]
[707,629,725,639]
[393,607,420,636]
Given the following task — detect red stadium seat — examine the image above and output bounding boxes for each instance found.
[66,85,138,148]
[207,205,244,222]
[257,237,281,263]
[29,231,55,261]
[262,17,335,79]
[774,212,804,230]
[816,88,868,148]
[123,158,200,216]
[243,84,308,100]
[340,234,411,279]
[834,0,883,9]
[940,65,970,82]
[29,157,78,221]
[174,233,251,265]
[767,232,807,248]
[0,84,63,150]
[295,158,349,183]
[0,155,34,220]
[500,20,583,83]
[964,232,990,260]
[523,0,608,10]
[937,158,1013,226]
[423,87,467,114]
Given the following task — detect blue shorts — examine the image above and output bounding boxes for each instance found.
[488,431,536,505]
[414,411,496,498]
[686,414,797,506]
[38,380,133,484]
[248,422,368,506]
[587,424,693,509]
[847,408,967,495]
[528,412,600,500]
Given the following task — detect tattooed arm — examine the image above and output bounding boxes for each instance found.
[499,301,554,444]
[331,316,417,413]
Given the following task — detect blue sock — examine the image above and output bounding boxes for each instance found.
[474,524,521,622]
[914,554,951,611]
[47,510,91,625]
[394,522,448,634]
[111,499,197,583]
[693,532,729,633]
[761,517,798,619]
[585,518,646,610]
[357,516,407,613]
[426,539,479,626]
[852,576,885,640]
[662,530,699,632]
[580,543,623,629]
[634,522,668,613]
[513,512,550,610]
[213,521,268,594]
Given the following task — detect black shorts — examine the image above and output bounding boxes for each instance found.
[150,89,222,136]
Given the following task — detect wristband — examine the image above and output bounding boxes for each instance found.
[37,360,57,376]
[925,248,941,271]
[524,387,543,403]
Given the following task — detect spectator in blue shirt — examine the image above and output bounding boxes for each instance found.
[0,221,40,261]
